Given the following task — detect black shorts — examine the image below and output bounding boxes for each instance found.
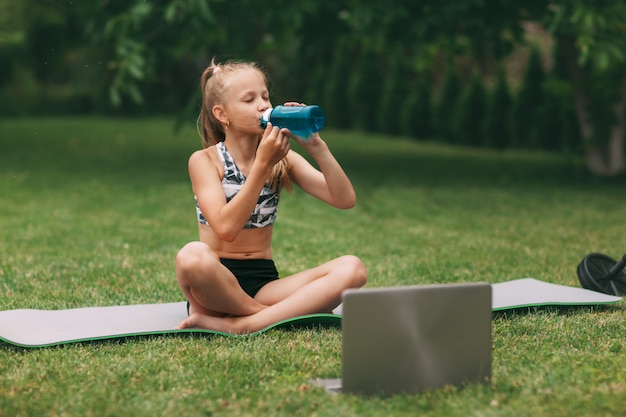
[220,258,280,298]
[186,258,279,315]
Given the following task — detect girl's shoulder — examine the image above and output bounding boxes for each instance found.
[189,145,219,163]
[188,146,224,176]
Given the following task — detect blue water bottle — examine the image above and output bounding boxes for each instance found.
[260,105,325,140]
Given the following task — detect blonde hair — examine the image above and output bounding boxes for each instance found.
[197,58,291,192]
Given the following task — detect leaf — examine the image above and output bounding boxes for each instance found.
[547,3,565,33]
[131,1,152,19]
[104,18,119,38]
[607,43,625,62]
[596,50,609,70]
[128,83,144,104]
[109,86,121,107]
[193,0,214,21]
[127,63,144,80]
[164,2,179,22]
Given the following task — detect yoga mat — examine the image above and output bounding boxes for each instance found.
[0,278,621,348]
[331,278,622,316]
[0,302,341,348]
[491,278,622,311]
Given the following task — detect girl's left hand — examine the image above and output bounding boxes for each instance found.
[281,128,321,145]
[282,101,305,107]
[280,102,322,145]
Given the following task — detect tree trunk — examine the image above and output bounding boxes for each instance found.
[586,77,626,176]
[558,35,626,176]
[607,77,626,174]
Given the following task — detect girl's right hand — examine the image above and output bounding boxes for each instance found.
[258,123,290,167]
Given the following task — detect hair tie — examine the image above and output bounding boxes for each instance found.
[213,66,221,75]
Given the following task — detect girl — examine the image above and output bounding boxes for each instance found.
[174,59,367,334]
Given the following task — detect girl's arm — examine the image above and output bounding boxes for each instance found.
[287,134,356,209]
[192,127,289,242]
[189,150,263,242]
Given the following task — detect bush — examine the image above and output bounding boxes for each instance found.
[510,45,544,148]
[454,72,486,147]
[483,68,511,149]
[401,75,432,140]
[524,42,583,153]
[549,42,581,153]
[347,47,383,132]
[377,48,409,135]
[322,40,353,130]
[432,64,462,143]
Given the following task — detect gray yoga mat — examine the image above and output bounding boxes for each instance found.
[0,278,621,348]
[491,277,621,311]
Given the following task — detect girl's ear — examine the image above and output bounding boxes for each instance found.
[212,105,228,125]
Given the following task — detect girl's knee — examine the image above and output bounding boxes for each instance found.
[176,242,203,270]
[338,255,368,288]
[176,242,218,282]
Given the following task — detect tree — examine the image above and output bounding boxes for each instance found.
[547,1,626,176]
[0,1,106,115]
[80,0,348,111]
[342,0,626,174]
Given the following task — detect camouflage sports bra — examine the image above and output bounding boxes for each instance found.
[195,141,279,229]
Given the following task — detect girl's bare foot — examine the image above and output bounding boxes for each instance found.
[175,312,247,334]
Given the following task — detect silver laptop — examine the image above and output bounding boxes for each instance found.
[317,282,492,396]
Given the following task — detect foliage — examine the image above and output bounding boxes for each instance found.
[0,2,24,85]
[454,72,487,147]
[401,75,432,140]
[548,43,582,153]
[347,46,384,132]
[482,68,512,149]
[1,0,625,173]
[547,0,626,70]
[432,63,462,144]
[510,46,545,149]
[530,77,575,152]
[0,1,106,114]
[377,46,410,135]
[321,39,354,130]
[545,0,626,174]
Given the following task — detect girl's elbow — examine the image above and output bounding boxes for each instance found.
[338,195,356,209]
[213,225,240,242]
[220,233,239,243]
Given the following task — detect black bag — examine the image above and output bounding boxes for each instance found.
[577,253,626,296]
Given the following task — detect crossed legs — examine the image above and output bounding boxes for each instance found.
[174,241,367,334]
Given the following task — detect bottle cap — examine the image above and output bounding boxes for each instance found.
[259,108,273,129]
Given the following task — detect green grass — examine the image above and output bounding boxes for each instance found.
[1,117,625,417]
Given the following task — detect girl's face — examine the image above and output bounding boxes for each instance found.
[222,68,271,135]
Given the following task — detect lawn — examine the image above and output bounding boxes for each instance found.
[0,117,624,417]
